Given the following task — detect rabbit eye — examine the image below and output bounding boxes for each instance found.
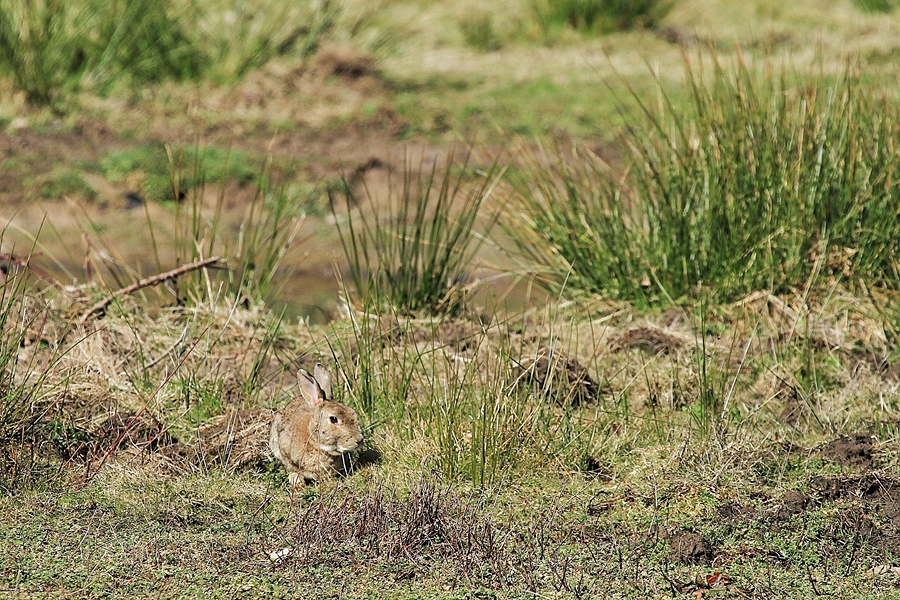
[329,415,339,424]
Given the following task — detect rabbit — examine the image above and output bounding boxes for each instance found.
[269,363,364,485]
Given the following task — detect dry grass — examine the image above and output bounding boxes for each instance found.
[2,0,900,597]
[0,273,899,596]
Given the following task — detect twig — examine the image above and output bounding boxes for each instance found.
[76,256,224,324]
[0,253,64,289]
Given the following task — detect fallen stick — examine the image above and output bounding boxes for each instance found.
[0,253,65,289]
[77,256,224,325]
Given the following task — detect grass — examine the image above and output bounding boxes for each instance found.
[332,149,502,315]
[0,0,82,105]
[530,0,674,35]
[0,238,74,491]
[0,0,346,105]
[854,0,896,12]
[458,10,503,52]
[4,0,900,597]
[99,144,258,201]
[3,228,900,595]
[162,143,306,306]
[506,52,900,305]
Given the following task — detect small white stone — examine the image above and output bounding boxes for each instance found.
[269,547,292,564]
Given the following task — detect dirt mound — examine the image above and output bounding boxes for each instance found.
[820,434,874,469]
[777,491,810,517]
[810,472,900,503]
[314,46,378,79]
[610,323,689,355]
[669,529,714,565]
[852,352,900,381]
[516,346,600,406]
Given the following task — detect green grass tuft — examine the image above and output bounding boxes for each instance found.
[332,149,503,315]
[458,10,503,52]
[0,0,344,105]
[530,0,674,35]
[507,52,900,305]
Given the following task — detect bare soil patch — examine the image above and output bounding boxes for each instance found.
[669,529,715,565]
[820,434,875,469]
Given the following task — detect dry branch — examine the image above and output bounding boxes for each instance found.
[0,253,64,289]
[77,256,224,325]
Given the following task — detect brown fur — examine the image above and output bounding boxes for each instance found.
[269,364,364,484]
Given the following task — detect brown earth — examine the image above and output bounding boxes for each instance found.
[0,52,472,320]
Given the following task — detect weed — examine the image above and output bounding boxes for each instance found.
[530,0,673,35]
[459,10,502,52]
[508,52,900,304]
[332,149,502,315]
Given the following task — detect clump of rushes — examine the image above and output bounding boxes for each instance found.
[161,143,305,307]
[332,149,502,315]
[505,141,646,303]
[0,246,72,490]
[531,0,673,35]
[0,0,81,105]
[0,0,341,106]
[508,52,900,305]
[853,0,895,13]
[0,0,201,105]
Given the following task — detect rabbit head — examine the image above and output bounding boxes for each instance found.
[301,364,364,456]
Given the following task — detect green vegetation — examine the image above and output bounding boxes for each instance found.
[458,10,503,52]
[508,53,900,305]
[3,0,900,597]
[332,150,502,315]
[854,0,896,13]
[166,150,306,305]
[0,0,342,105]
[0,240,73,491]
[100,144,257,196]
[531,0,673,34]
[0,0,202,104]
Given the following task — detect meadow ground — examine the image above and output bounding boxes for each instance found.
[2,0,900,598]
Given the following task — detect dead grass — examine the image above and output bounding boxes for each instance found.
[2,0,900,596]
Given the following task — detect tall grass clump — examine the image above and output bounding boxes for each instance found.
[530,0,673,35]
[197,0,340,81]
[332,150,502,315]
[0,0,200,105]
[853,0,895,13]
[458,10,502,52]
[336,311,538,487]
[508,53,900,304]
[505,143,648,303]
[0,248,72,490]
[161,144,306,307]
[0,0,343,105]
[0,0,81,105]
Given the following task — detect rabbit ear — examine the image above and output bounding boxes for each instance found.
[313,364,333,400]
[300,370,326,407]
